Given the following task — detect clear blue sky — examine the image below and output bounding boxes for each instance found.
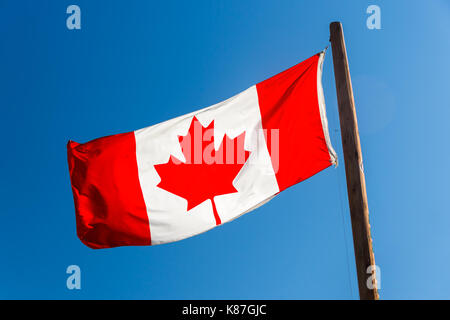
[1,0,449,299]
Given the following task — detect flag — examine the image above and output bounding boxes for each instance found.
[67,51,337,249]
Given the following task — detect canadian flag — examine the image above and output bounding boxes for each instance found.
[67,51,337,249]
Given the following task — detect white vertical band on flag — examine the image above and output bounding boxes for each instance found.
[317,50,338,166]
[134,86,279,245]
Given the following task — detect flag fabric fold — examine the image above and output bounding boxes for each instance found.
[67,51,337,249]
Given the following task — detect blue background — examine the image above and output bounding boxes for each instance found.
[1,0,449,299]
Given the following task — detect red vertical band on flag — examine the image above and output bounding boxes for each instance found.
[256,54,333,191]
[67,133,150,249]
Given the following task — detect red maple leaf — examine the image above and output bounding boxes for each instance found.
[154,117,251,225]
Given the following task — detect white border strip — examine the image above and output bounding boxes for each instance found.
[317,49,338,166]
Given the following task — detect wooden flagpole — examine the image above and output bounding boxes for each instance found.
[329,22,379,300]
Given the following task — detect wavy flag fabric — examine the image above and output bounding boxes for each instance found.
[67,51,337,249]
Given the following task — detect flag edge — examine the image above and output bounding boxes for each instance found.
[317,50,338,167]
